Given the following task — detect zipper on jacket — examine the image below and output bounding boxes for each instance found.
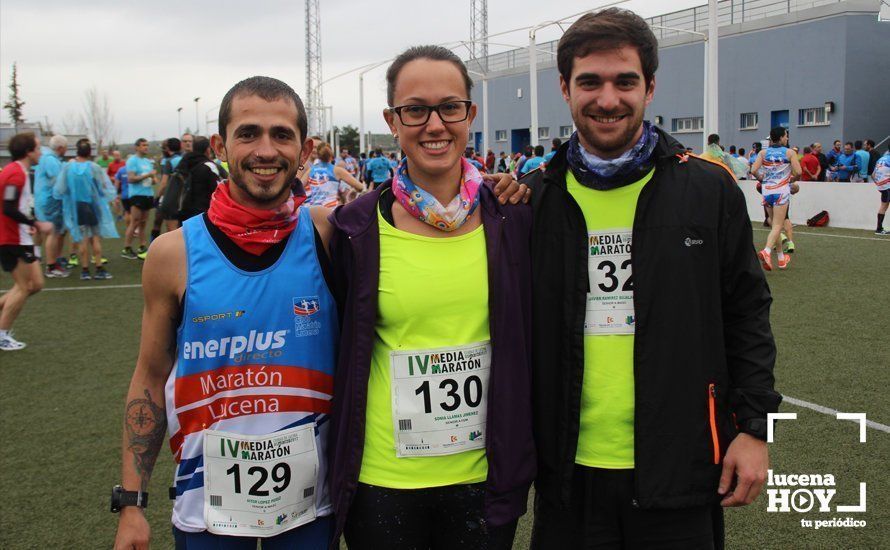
[708,383,720,465]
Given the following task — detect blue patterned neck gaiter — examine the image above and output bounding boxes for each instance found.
[566,121,659,190]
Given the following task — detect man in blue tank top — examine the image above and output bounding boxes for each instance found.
[113,76,341,550]
[112,77,525,550]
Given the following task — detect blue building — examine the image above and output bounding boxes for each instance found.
[469,0,890,156]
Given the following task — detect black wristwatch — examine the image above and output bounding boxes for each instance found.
[110,485,149,513]
[738,418,768,441]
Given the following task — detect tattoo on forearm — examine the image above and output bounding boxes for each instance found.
[125,389,167,491]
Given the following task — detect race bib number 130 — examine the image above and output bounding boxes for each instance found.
[585,229,635,335]
[390,341,490,458]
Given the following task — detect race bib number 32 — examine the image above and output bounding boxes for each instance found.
[390,341,490,457]
[203,424,318,537]
[586,229,635,335]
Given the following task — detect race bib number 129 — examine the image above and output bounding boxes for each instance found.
[390,341,490,457]
[585,229,635,335]
[203,424,318,537]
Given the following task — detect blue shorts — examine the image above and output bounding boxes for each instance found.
[880,189,890,203]
[173,515,333,549]
[762,193,790,207]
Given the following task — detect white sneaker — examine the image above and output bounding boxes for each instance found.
[0,333,26,351]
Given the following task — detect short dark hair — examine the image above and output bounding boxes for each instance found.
[386,45,473,107]
[166,137,182,153]
[76,138,92,158]
[865,139,875,148]
[8,132,37,161]
[193,136,211,156]
[534,145,545,156]
[218,76,307,143]
[834,139,841,146]
[524,145,533,156]
[845,141,854,148]
[135,138,148,147]
[769,127,787,142]
[708,133,720,145]
[551,138,562,149]
[729,145,736,153]
[854,140,863,149]
[738,148,746,156]
[803,146,812,154]
[557,8,658,89]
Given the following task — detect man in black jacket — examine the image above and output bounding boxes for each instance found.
[524,9,780,549]
[176,136,222,222]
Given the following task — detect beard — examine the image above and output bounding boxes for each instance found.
[575,106,645,158]
[229,158,297,207]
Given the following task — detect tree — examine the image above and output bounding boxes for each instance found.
[337,125,359,155]
[3,63,25,132]
[82,86,116,150]
[60,111,87,135]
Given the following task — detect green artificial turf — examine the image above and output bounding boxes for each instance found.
[1,225,887,549]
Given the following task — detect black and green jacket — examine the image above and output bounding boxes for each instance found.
[523,128,781,510]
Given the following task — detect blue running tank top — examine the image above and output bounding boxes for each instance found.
[305,162,339,208]
[167,207,338,532]
[760,146,792,195]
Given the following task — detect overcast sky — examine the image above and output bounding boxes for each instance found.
[0,0,702,143]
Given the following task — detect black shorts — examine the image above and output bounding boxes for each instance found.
[881,189,890,203]
[129,196,154,211]
[0,245,38,273]
[76,201,99,227]
[121,198,132,211]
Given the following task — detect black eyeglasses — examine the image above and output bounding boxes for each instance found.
[390,100,472,127]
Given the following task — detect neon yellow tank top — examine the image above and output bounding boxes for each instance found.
[358,205,489,488]
[567,168,653,469]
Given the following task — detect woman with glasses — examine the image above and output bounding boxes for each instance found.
[325,45,535,549]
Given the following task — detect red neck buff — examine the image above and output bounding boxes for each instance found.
[206,182,306,255]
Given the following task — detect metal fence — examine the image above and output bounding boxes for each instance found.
[648,0,844,39]
[471,0,846,73]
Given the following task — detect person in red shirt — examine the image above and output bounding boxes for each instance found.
[106,150,126,180]
[800,146,821,181]
[0,133,54,351]
[106,150,127,217]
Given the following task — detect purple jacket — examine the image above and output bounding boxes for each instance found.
[326,182,536,541]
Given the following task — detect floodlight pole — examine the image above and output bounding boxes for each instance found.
[177,107,183,136]
[468,68,490,156]
[528,30,539,148]
[205,107,217,136]
[705,0,719,149]
[482,77,489,155]
[356,60,390,155]
[194,97,201,135]
[359,72,366,154]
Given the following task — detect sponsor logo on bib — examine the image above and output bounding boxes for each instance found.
[182,329,288,360]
